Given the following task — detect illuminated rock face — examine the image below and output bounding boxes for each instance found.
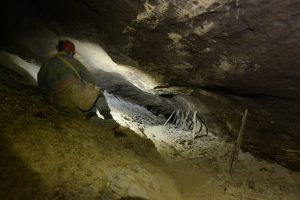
[2,0,300,98]
[0,0,300,170]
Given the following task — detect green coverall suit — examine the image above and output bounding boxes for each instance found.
[37,52,112,118]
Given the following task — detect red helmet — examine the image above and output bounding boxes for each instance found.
[56,40,76,55]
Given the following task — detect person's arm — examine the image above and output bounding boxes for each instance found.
[76,60,96,84]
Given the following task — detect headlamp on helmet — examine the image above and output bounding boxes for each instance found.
[56,40,76,55]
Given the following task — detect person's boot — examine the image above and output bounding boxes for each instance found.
[86,111,98,120]
[89,117,119,130]
[86,109,118,129]
[100,109,113,119]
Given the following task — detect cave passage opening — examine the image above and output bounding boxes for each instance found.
[0,39,209,157]
[1,36,300,199]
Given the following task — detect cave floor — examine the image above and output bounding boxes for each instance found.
[108,91,300,200]
[0,65,300,200]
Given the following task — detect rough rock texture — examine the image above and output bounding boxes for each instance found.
[0,64,183,200]
[121,0,300,99]
[1,0,300,96]
[0,0,300,170]
[1,58,300,200]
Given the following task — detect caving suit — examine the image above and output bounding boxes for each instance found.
[37,52,111,117]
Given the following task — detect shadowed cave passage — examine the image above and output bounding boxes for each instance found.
[1,0,300,199]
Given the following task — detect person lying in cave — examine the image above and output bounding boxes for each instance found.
[37,40,118,129]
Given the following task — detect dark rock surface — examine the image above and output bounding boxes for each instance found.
[0,64,183,200]
[0,0,299,170]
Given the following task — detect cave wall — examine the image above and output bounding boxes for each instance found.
[0,0,300,170]
[119,0,300,99]
[3,0,300,98]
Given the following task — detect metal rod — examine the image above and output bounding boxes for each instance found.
[175,110,181,126]
[173,109,180,124]
[181,110,190,130]
[192,111,197,139]
[229,108,248,174]
[180,111,185,127]
[164,110,175,126]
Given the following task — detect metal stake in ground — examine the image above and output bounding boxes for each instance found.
[181,110,190,130]
[229,108,248,175]
[173,110,180,124]
[164,110,175,126]
[192,111,197,139]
